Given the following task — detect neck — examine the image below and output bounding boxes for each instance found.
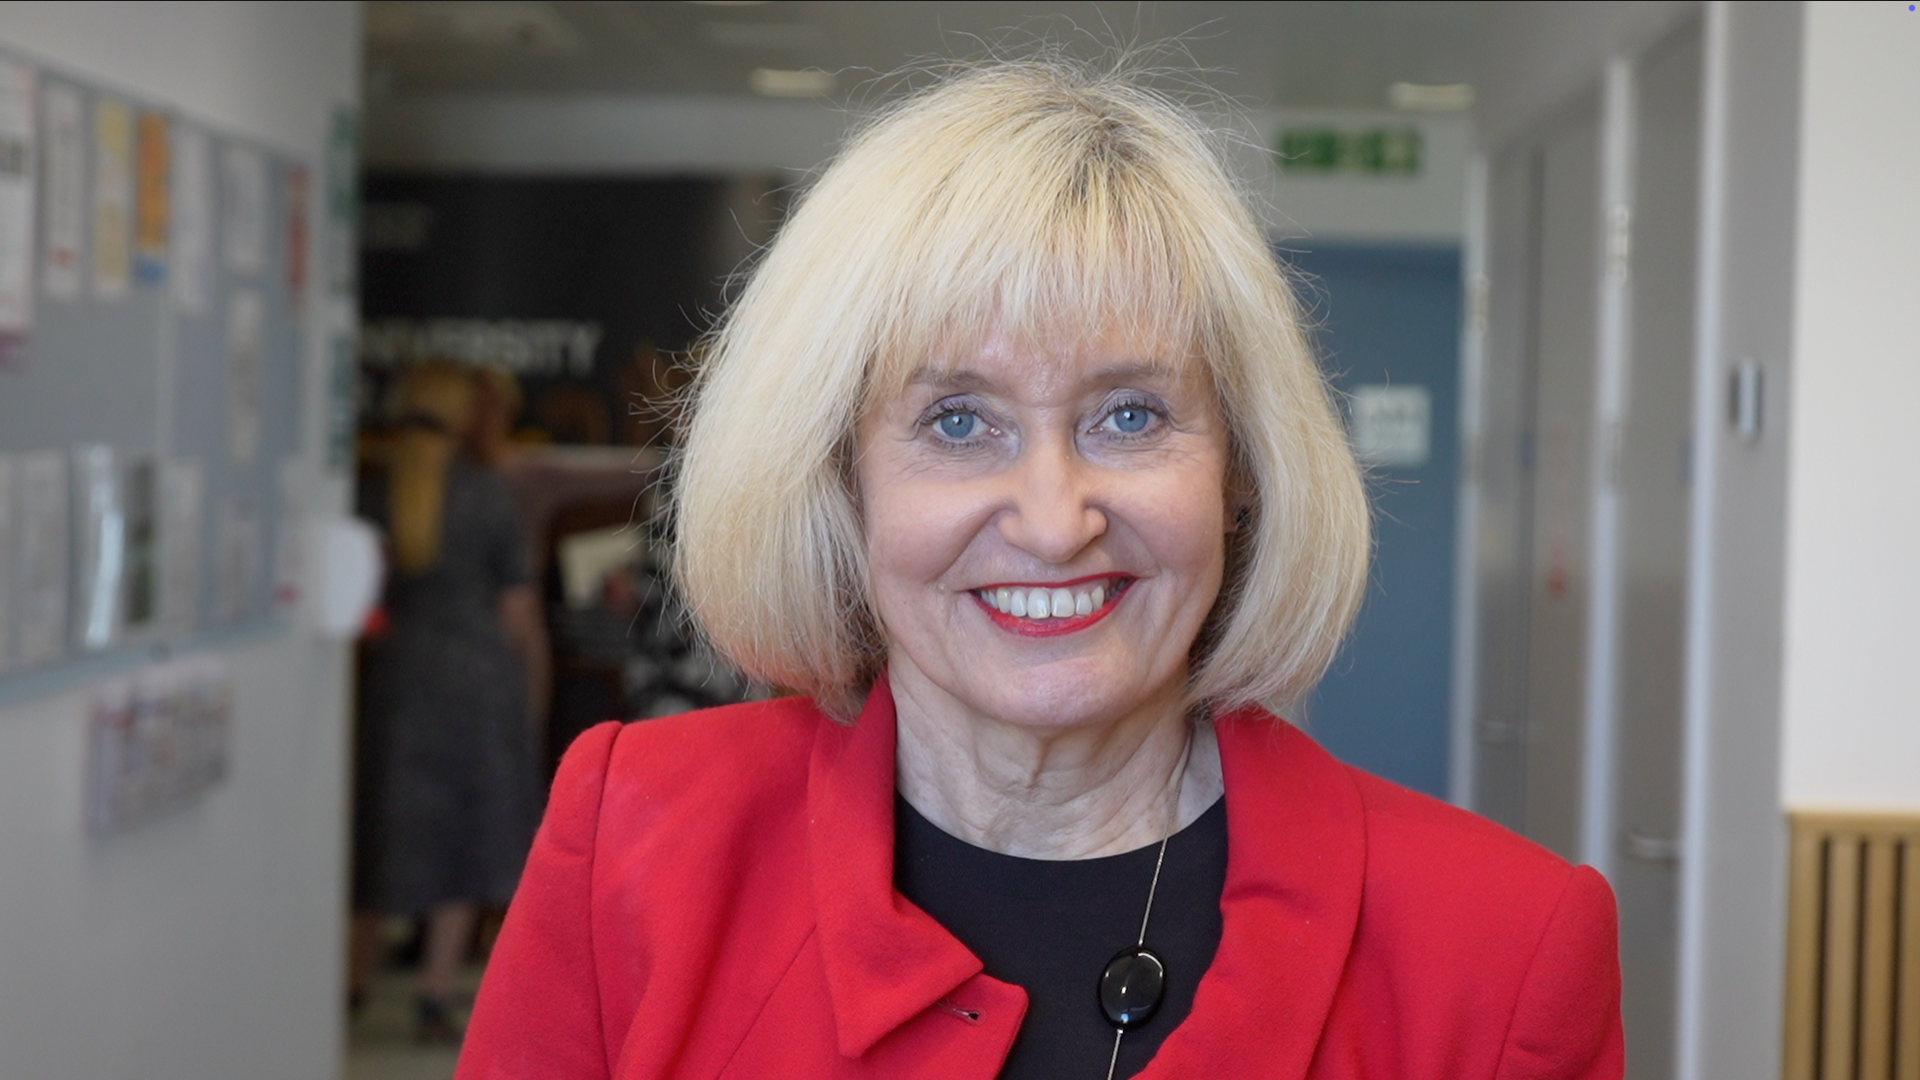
[890,667,1224,860]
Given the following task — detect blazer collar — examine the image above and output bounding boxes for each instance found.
[806,681,1367,1072]
[1143,708,1367,1077]
[808,673,986,1057]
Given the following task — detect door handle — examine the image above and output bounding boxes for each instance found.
[1623,830,1683,862]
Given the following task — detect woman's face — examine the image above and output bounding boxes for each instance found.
[855,329,1233,736]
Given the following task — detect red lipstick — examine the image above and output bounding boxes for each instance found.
[972,578,1130,637]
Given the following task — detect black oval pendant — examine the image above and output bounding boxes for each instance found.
[1098,945,1167,1031]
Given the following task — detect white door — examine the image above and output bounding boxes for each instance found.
[1466,21,1704,1080]
[1609,22,1703,1079]
[1470,95,1602,861]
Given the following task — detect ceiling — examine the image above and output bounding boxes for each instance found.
[364,1,1479,110]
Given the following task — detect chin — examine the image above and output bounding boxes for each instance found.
[959,662,1168,733]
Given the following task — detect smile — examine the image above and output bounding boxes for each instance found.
[971,576,1132,636]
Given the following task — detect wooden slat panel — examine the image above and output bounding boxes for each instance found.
[1784,813,1920,1080]
[1824,836,1862,1080]
[1786,827,1829,1080]
[1863,837,1900,1077]
[1900,839,1920,1080]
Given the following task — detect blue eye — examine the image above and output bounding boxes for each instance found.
[938,411,980,439]
[1109,405,1152,434]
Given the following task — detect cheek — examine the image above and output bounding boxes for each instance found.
[1137,461,1232,590]
[859,467,981,593]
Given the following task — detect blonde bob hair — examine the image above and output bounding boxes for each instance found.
[674,58,1369,719]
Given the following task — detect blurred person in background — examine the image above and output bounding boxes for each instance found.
[350,362,549,1043]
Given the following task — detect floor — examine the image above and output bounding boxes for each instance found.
[344,961,483,1080]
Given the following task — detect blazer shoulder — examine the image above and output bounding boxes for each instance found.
[1344,764,1578,894]
[1334,766,1622,1074]
[599,695,826,767]
[567,696,827,830]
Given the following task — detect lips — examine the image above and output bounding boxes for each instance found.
[972,575,1131,636]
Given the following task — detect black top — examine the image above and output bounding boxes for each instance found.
[894,793,1229,1079]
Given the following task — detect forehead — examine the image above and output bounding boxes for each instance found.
[899,329,1206,400]
[863,286,1217,409]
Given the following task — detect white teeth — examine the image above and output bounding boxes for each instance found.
[1026,588,1050,620]
[982,579,1120,620]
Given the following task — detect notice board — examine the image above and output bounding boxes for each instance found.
[0,49,315,685]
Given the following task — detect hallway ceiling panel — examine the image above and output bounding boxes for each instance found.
[365,0,1477,109]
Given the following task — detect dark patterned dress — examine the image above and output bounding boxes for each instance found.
[353,459,540,914]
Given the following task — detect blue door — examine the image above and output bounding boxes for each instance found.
[1282,243,1461,799]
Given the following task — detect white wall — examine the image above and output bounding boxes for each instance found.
[365,93,1472,243]
[0,4,359,1079]
[1779,1,1920,810]
[1474,0,1699,148]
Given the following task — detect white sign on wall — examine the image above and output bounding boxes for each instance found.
[1349,384,1432,468]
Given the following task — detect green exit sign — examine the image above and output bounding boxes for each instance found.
[1276,127,1423,175]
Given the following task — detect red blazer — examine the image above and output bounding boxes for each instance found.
[459,681,1623,1079]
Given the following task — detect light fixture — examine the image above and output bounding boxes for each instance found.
[703,22,826,49]
[1387,82,1475,112]
[750,67,836,98]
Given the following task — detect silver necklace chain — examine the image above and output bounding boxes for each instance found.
[1104,730,1194,1080]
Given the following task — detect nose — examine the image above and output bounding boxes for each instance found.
[995,433,1108,563]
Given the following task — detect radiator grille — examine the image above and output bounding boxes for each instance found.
[1785,813,1920,1080]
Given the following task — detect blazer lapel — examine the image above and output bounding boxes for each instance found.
[1143,710,1366,1078]
[807,674,989,1058]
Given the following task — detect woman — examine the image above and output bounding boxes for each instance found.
[353,364,548,1040]
[459,61,1622,1078]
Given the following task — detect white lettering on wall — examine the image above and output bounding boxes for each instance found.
[359,317,605,377]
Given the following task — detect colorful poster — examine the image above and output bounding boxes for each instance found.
[134,109,169,283]
[169,122,212,313]
[227,288,263,463]
[16,451,69,667]
[286,164,308,315]
[221,142,266,275]
[40,81,83,300]
[159,459,203,637]
[0,61,36,336]
[91,97,133,298]
[73,443,123,651]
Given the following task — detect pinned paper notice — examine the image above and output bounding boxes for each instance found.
[0,61,37,336]
[40,81,83,300]
[1349,384,1433,469]
[222,143,266,275]
[286,164,308,315]
[92,97,133,298]
[213,496,262,625]
[74,444,124,651]
[170,123,212,313]
[0,455,14,671]
[159,460,203,637]
[133,110,169,284]
[228,289,263,463]
[16,452,69,667]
